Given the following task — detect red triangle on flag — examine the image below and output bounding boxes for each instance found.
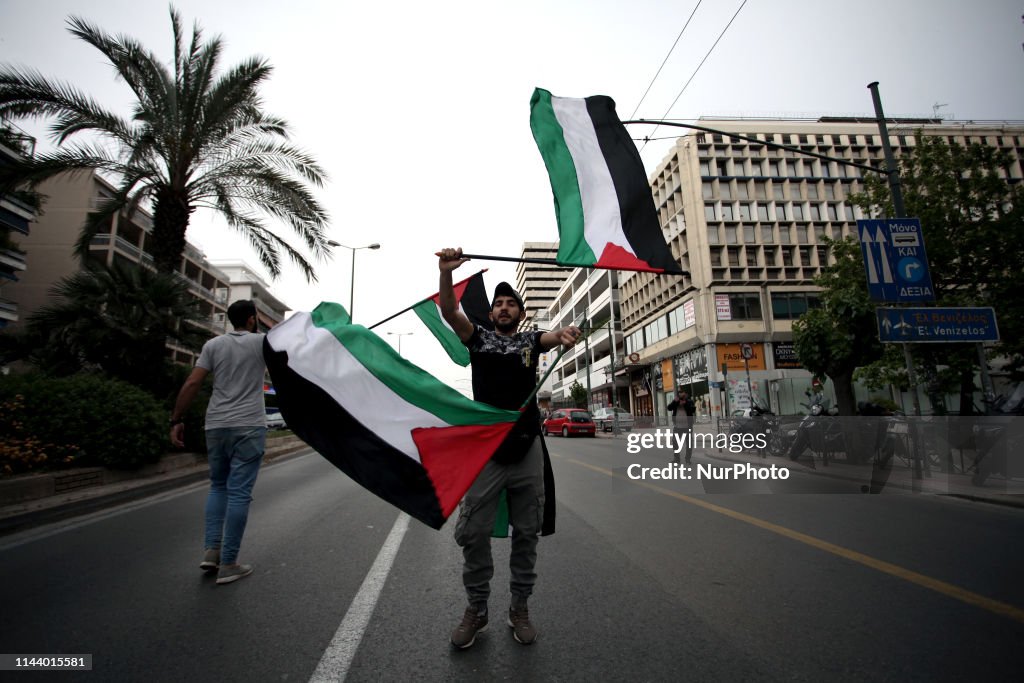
[413,422,517,517]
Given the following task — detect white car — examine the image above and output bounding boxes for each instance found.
[265,408,287,430]
[591,407,634,432]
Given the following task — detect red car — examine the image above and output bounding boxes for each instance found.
[542,409,596,438]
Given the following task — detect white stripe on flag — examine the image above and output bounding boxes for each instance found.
[550,96,633,258]
[270,313,449,462]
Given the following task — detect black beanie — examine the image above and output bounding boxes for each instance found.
[492,281,524,310]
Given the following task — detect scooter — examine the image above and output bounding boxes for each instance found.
[787,395,844,466]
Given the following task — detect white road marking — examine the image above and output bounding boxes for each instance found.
[309,512,410,682]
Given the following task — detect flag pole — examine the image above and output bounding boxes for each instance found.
[367,268,488,330]
[461,253,688,276]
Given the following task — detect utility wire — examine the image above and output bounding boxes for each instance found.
[628,0,704,121]
[640,0,749,152]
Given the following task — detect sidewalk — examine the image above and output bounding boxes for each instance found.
[0,433,310,536]
[597,426,1024,509]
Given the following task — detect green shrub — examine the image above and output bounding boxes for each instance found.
[0,373,166,473]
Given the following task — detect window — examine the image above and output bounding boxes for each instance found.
[760,225,774,242]
[728,247,741,267]
[789,183,801,200]
[746,249,759,267]
[720,183,732,200]
[809,205,821,221]
[797,225,810,243]
[771,292,821,319]
[824,184,835,200]
[769,161,780,176]
[775,205,789,221]
[702,182,714,199]
[737,183,749,199]
[780,227,792,244]
[787,161,798,176]
[700,160,711,175]
[757,203,770,221]
[792,204,804,221]
[803,161,816,177]
[725,226,738,244]
[755,182,767,199]
[827,204,839,221]
[643,316,669,344]
[728,293,763,320]
[738,203,752,221]
[814,225,827,241]
[773,184,785,200]
[844,205,855,221]
[781,247,794,266]
[721,204,735,221]
[807,185,819,200]
[707,226,720,244]
[798,246,812,264]
[743,225,756,243]
[705,203,718,222]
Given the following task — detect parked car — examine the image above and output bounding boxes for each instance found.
[591,407,634,432]
[542,409,596,438]
[265,408,287,430]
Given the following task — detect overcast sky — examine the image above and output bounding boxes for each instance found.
[2,0,1022,391]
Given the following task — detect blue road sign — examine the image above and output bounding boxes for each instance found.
[858,218,935,303]
[875,307,999,343]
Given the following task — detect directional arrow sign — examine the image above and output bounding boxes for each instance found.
[875,307,999,343]
[858,218,935,303]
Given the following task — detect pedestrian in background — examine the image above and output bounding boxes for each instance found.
[170,299,268,585]
[667,392,696,465]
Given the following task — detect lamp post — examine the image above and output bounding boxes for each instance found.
[388,331,413,354]
[327,241,381,322]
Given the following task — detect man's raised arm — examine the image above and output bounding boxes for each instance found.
[437,247,475,342]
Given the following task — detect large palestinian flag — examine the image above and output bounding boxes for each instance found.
[530,87,684,275]
[264,302,520,529]
[412,269,491,366]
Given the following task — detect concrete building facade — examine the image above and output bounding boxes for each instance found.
[546,117,1024,420]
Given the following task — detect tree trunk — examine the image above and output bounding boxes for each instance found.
[151,188,191,274]
[830,369,858,416]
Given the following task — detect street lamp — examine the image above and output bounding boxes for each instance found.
[388,331,414,354]
[327,241,380,322]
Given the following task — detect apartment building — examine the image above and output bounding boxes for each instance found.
[8,170,239,365]
[0,130,37,331]
[210,260,290,331]
[548,117,1024,418]
[515,242,567,331]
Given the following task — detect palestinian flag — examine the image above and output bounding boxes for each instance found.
[264,302,520,529]
[530,87,684,275]
[412,269,492,366]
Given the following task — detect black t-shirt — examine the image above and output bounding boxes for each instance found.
[466,325,544,462]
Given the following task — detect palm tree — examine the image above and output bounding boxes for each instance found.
[0,7,330,280]
[0,260,208,395]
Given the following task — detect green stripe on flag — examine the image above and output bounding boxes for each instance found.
[413,300,470,366]
[311,302,516,427]
[530,87,596,266]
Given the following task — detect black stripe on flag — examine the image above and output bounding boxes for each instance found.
[585,95,684,275]
[264,341,446,529]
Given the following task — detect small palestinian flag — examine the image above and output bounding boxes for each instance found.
[412,269,491,366]
[530,87,684,275]
[264,302,520,529]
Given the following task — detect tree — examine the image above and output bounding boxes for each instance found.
[0,260,207,397]
[792,237,883,416]
[850,133,1024,410]
[0,7,330,280]
[570,380,588,409]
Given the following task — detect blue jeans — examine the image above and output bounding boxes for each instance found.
[204,427,266,565]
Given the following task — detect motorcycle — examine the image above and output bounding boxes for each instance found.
[787,394,845,466]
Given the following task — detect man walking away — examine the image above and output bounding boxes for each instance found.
[170,299,268,585]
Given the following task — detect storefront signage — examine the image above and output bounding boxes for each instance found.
[717,342,766,372]
[715,294,732,321]
[772,342,802,369]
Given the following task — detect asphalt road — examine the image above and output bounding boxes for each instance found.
[0,438,1021,682]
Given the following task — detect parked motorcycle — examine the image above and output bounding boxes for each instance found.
[787,394,844,466]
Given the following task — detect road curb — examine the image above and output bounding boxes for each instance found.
[0,439,310,537]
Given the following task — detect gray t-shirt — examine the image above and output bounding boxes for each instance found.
[196,330,267,429]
